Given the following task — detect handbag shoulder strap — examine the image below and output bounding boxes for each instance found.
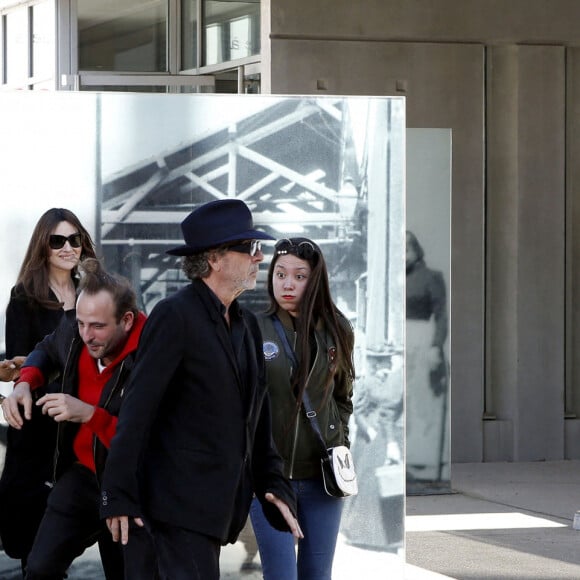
[271,315,298,369]
[300,385,329,456]
[270,314,328,456]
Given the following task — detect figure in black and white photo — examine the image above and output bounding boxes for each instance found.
[405,230,449,492]
[340,347,403,552]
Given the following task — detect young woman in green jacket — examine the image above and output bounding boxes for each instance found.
[250,237,355,580]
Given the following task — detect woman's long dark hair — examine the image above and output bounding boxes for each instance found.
[266,237,356,405]
[15,208,97,309]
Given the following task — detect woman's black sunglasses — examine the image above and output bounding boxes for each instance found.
[275,238,319,261]
[49,233,83,250]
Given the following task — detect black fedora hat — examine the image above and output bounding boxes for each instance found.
[167,199,275,256]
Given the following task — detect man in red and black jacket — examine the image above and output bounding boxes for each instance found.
[1,258,156,580]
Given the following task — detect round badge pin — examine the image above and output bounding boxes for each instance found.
[263,341,280,361]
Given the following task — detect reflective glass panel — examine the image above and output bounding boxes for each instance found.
[0,17,3,84]
[0,93,407,573]
[181,0,198,70]
[32,1,55,86]
[406,129,452,496]
[6,8,28,86]
[203,0,259,66]
[78,0,167,72]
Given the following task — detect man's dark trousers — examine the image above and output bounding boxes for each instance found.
[25,463,155,580]
[148,520,221,580]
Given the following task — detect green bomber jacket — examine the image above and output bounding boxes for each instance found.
[258,309,354,480]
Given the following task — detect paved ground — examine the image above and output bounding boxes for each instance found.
[2,460,580,578]
[406,460,580,579]
[0,533,405,579]
[0,541,264,579]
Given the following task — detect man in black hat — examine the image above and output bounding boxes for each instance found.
[100,199,302,579]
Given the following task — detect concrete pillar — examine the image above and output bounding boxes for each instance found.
[484,45,520,460]
[485,45,566,461]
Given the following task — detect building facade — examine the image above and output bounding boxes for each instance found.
[2,0,580,465]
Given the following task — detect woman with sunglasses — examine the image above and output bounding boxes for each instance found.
[0,207,96,574]
[250,237,355,580]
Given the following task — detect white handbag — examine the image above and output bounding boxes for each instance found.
[322,445,359,497]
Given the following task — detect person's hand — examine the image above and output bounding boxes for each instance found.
[106,515,144,545]
[36,393,95,423]
[0,356,26,382]
[1,382,33,428]
[265,492,304,539]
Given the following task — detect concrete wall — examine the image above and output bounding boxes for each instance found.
[485,46,566,461]
[263,0,580,462]
[566,48,580,458]
[267,0,580,44]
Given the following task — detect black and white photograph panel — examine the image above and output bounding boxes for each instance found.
[98,93,406,576]
[405,128,452,496]
[98,95,402,317]
[0,92,406,578]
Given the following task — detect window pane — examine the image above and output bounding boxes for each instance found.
[6,8,28,86]
[244,72,260,94]
[203,0,259,67]
[32,1,55,86]
[78,0,167,72]
[181,0,198,70]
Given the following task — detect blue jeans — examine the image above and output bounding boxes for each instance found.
[249,478,344,580]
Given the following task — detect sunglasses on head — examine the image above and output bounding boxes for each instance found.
[275,238,319,261]
[49,233,82,250]
[225,239,262,257]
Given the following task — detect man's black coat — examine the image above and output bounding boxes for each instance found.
[100,279,296,544]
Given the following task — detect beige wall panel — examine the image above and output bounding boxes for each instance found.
[270,0,580,44]
[270,40,485,461]
[487,45,566,460]
[484,46,519,461]
[568,48,580,440]
[515,47,565,460]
